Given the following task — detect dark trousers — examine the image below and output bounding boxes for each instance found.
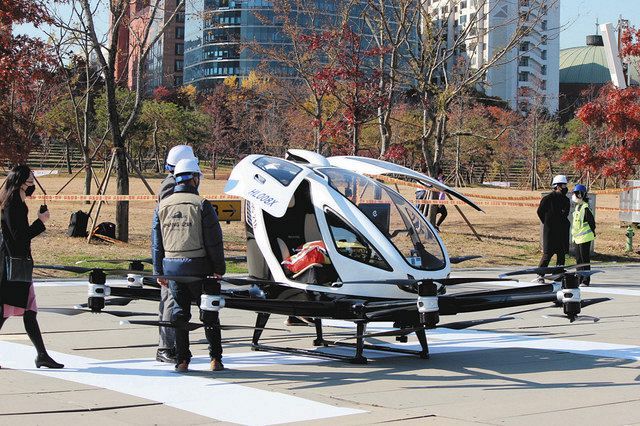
[436,205,448,227]
[538,250,565,268]
[575,242,592,285]
[169,280,222,364]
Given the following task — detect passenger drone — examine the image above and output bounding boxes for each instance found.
[152,144,198,364]
[152,158,226,372]
[537,175,571,277]
[571,184,596,287]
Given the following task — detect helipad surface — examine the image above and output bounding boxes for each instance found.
[0,266,639,425]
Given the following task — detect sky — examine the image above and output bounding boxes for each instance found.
[14,1,640,51]
[560,0,640,48]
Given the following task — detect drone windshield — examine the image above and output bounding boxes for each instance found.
[320,168,446,271]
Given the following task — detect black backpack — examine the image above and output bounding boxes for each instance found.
[67,211,89,237]
[93,222,116,239]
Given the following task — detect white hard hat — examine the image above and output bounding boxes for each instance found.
[551,175,568,186]
[166,145,196,169]
[174,158,202,183]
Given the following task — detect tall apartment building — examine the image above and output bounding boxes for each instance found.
[183,1,389,90]
[113,0,185,92]
[426,0,560,113]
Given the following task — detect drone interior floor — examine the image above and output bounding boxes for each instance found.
[0,266,639,425]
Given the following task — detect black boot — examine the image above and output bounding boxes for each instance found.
[24,311,64,369]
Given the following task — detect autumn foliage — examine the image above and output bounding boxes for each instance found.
[0,0,55,162]
[562,26,640,180]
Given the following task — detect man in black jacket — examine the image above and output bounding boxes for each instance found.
[537,175,570,272]
[152,158,226,372]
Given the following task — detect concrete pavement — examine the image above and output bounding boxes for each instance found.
[0,266,638,425]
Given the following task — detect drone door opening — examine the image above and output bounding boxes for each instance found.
[263,181,338,285]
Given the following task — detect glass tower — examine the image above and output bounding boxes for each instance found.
[183,0,393,89]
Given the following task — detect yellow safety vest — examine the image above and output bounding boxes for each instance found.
[572,203,595,244]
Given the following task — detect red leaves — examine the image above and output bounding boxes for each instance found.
[302,23,388,153]
[567,81,640,179]
[383,143,407,161]
[620,26,640,60]
[0,0,56,163]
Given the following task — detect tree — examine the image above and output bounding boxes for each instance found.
[0,0,55,162]
[48,0,186,241]
[397,0,557,177]
[250,0,360,154]
[363,0,420,157]
[563,84,640,181]
[314,23,388,155]
[563,25,640,183]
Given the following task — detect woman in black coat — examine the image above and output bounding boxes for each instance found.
[0,165,63,369]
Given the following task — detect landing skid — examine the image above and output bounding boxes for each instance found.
[251,314,429,364]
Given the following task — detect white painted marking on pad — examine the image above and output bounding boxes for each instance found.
[0,342,364,425]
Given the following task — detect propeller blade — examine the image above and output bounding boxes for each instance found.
[221,277,289,287]
[581,297,611,308]
[365,304,416,319]
[34,264,145,276]
[75,258,153,265]
[147,275,202,284]
[120,320,288,332]
[336,277,516,287]
[499,264,593,278]
[40,307,156,318]
[500,304,556,317]
[543,314,600,323]
[434,277,518,286]
[438,316,515,330]
[74,297,134,308]
[449,255,482,264]
[542,269,604,282]
[501,298,610,317]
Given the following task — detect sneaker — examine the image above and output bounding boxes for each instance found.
[156,349,177,364]
[284,316,312,326]
[211,359,224,371]
[174,360,189,372]
[579,283,590,287]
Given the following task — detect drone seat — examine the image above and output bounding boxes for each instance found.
[280,241,338,285]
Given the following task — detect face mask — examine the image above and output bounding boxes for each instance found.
[25,185,36,196]
[571,194,581,203]
[560,187,568,195]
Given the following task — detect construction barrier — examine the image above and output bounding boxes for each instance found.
[26,185,640,215]
[413,198,640,213]
[29,194,241,202]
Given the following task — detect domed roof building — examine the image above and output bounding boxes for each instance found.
[559,34,639,121]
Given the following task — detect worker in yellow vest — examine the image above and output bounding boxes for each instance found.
[571,184,596,286]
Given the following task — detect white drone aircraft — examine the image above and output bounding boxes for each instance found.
[37,149,607,364]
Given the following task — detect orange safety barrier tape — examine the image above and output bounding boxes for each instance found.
[370,174,640,200]
[29,194,241,202]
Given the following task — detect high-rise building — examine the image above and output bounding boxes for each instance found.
[425,0,560,113]
[183,1,379,90]
[113,0,185,92]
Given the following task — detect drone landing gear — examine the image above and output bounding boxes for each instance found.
[251,313,364,363]
[250,315,430,364]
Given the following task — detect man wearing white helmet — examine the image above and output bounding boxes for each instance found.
[158,145,197,201]
[537,175,571,272]
[152,144,197,364]
[152,158,226,372]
